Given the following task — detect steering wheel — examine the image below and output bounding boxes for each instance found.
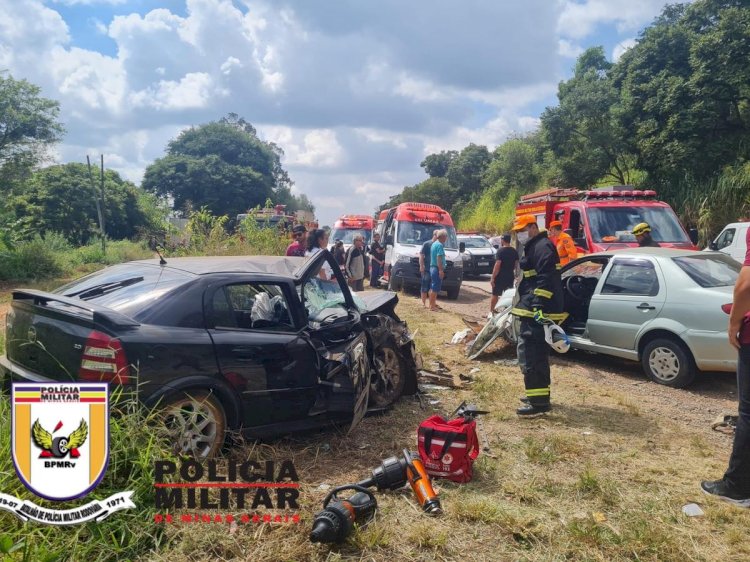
[564,275,588,301]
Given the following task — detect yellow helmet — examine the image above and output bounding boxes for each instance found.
[631,222,651,236]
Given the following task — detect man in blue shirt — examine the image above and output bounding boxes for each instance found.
[419,229,438,307]
[429,229,448,312]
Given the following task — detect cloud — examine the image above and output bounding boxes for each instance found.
[558,0,692,40]
[558,39,584,59]
[612,38,637,61]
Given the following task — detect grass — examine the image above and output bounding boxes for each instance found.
[0,265,749,559]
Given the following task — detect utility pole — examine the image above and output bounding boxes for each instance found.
[86,155,106,255]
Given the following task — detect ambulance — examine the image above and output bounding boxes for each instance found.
[378,202,463,299]
[515,186,698,253]
[330,215,377,251]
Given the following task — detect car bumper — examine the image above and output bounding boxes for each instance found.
[683,330,737,372]
[391,262,463,289]
[463,259,494,275]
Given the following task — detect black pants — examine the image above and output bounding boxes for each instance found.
[724,344,750,494]
[370,260,382,287]
[517,318,550,406]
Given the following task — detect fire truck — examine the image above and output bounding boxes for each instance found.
[515,186,698,253]
[330,215,377,251]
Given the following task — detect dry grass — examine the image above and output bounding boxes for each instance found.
[138,294,748,560]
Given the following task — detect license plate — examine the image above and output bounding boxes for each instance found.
[478,261,489,266]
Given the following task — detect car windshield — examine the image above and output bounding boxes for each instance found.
[588,206,690,243]
[330,228,371,245]
[459,237,491,248]
[54,264,195,316]
[397,222,458,249]
[672,254,740,288]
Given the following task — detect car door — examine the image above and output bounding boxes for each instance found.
[296,250,371,431]
[205,278,321,428]
[586,257,666,351]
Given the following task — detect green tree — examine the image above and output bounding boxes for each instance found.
[143,115,293,218]
[483,137,541,194]
[614,0,750,181]
[0,74,64,192]
[420,150,458,178]
[10,163,159,245]
[541,47,634,187]
[378,177,458,212]
[446,143,491,203]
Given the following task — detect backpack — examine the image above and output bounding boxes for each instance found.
[417,414,480,483]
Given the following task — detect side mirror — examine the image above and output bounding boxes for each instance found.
[459,242,466,253]
[688,228,699,246]
[709,241,718,251]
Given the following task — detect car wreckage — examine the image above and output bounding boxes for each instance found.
[0,251,419,457]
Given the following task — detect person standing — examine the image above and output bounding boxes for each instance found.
[333,240,346,268]
[419,230,438,307]
[286,225,307,257]
[510,215,566,417]
[369,232,385,288]
[632,223,660,247]
[489,234,519,316]
[429,230,448,312]
[306,228,334,280]
[701,228,750,508]
[548,221,578,266]
[346,234,367,291]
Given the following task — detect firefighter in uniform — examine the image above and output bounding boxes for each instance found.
[632,222,660,247]
[511,214,567,417]
[548,220,578,266]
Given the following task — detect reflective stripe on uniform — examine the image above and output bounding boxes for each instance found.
[526,387,550,397]
[511,307,535,318]
[534,288,553,299]
[555,263,562,270]
[523,269,537,278]
[547,312,569,322]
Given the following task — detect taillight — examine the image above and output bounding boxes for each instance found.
[79,330,131,385]
[722,303,733,315]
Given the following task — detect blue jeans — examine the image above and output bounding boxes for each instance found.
[420,272,431,294]
[724,345,750,493]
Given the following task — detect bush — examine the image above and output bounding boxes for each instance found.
[457,185,519,234]
[0,235,65,281]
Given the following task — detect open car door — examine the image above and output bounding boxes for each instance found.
[296,250,370,432]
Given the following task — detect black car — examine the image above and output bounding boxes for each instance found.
[0,251,419,457]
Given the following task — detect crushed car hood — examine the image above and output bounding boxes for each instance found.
[354,290,399,314]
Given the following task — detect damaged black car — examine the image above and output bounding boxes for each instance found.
[0,251,419,457]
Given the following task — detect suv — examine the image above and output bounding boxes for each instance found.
[457,235,496,276]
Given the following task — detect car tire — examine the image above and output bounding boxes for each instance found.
[369,340,407,408]
[388,276,402,292]
[446,286,460,300]
[158,390,227,458]
[641,338,697,388]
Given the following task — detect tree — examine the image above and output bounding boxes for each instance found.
[446,144,491,202]
[420,150,458,178]
[378,177,458,212]
[483,137,541,194]
[541,47,635,187]
[10,163,159,245]
[143,115,294,218]
[614,0,750,181]
[0,74,64,192]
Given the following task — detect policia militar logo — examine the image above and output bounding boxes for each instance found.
[1,383,135,525]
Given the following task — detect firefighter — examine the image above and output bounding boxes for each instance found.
[511,214,567,417]
[632,222,660,247]
[548,220,577,266]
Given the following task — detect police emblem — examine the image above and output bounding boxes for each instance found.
[11,383,109,501]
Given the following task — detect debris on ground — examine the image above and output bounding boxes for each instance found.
[459,373,474,382]
[592,512,607,523]
[317,483,332,491]
[419,383,452,392]
[711,413,738,435]
[419,370,466,389]
[682,503,705,517]
[451,328,474,344]
[469,367,481,374]
[494,358,519,367]
[461,317,484,334]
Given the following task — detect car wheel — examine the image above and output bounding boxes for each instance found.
[446,286,460,300]
[369,341,406,408]
[388,276,402,292]
[641,338,697,388]
[158,390,227,458]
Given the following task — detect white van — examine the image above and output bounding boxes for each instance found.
[708,222,749,263]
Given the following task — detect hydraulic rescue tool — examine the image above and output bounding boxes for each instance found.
[309,484,377,543]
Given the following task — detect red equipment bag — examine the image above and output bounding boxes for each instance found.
[417,415,480,483]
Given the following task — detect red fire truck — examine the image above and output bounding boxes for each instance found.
[515,186,698,253]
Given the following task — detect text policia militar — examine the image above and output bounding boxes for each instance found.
[153,459,300,511]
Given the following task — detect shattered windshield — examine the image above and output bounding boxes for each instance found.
[588,206,690,243]
[302,276,366,321]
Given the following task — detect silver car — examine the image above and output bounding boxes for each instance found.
[556,248,738,387]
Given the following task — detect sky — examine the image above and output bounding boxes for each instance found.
[0,0,691,227]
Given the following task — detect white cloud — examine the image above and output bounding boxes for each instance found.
[558,39,584,58]
[130,72,224,110]
[612,38,637,61]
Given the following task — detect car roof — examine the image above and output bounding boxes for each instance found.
[130,255,307,277]
[584,248,721,260]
